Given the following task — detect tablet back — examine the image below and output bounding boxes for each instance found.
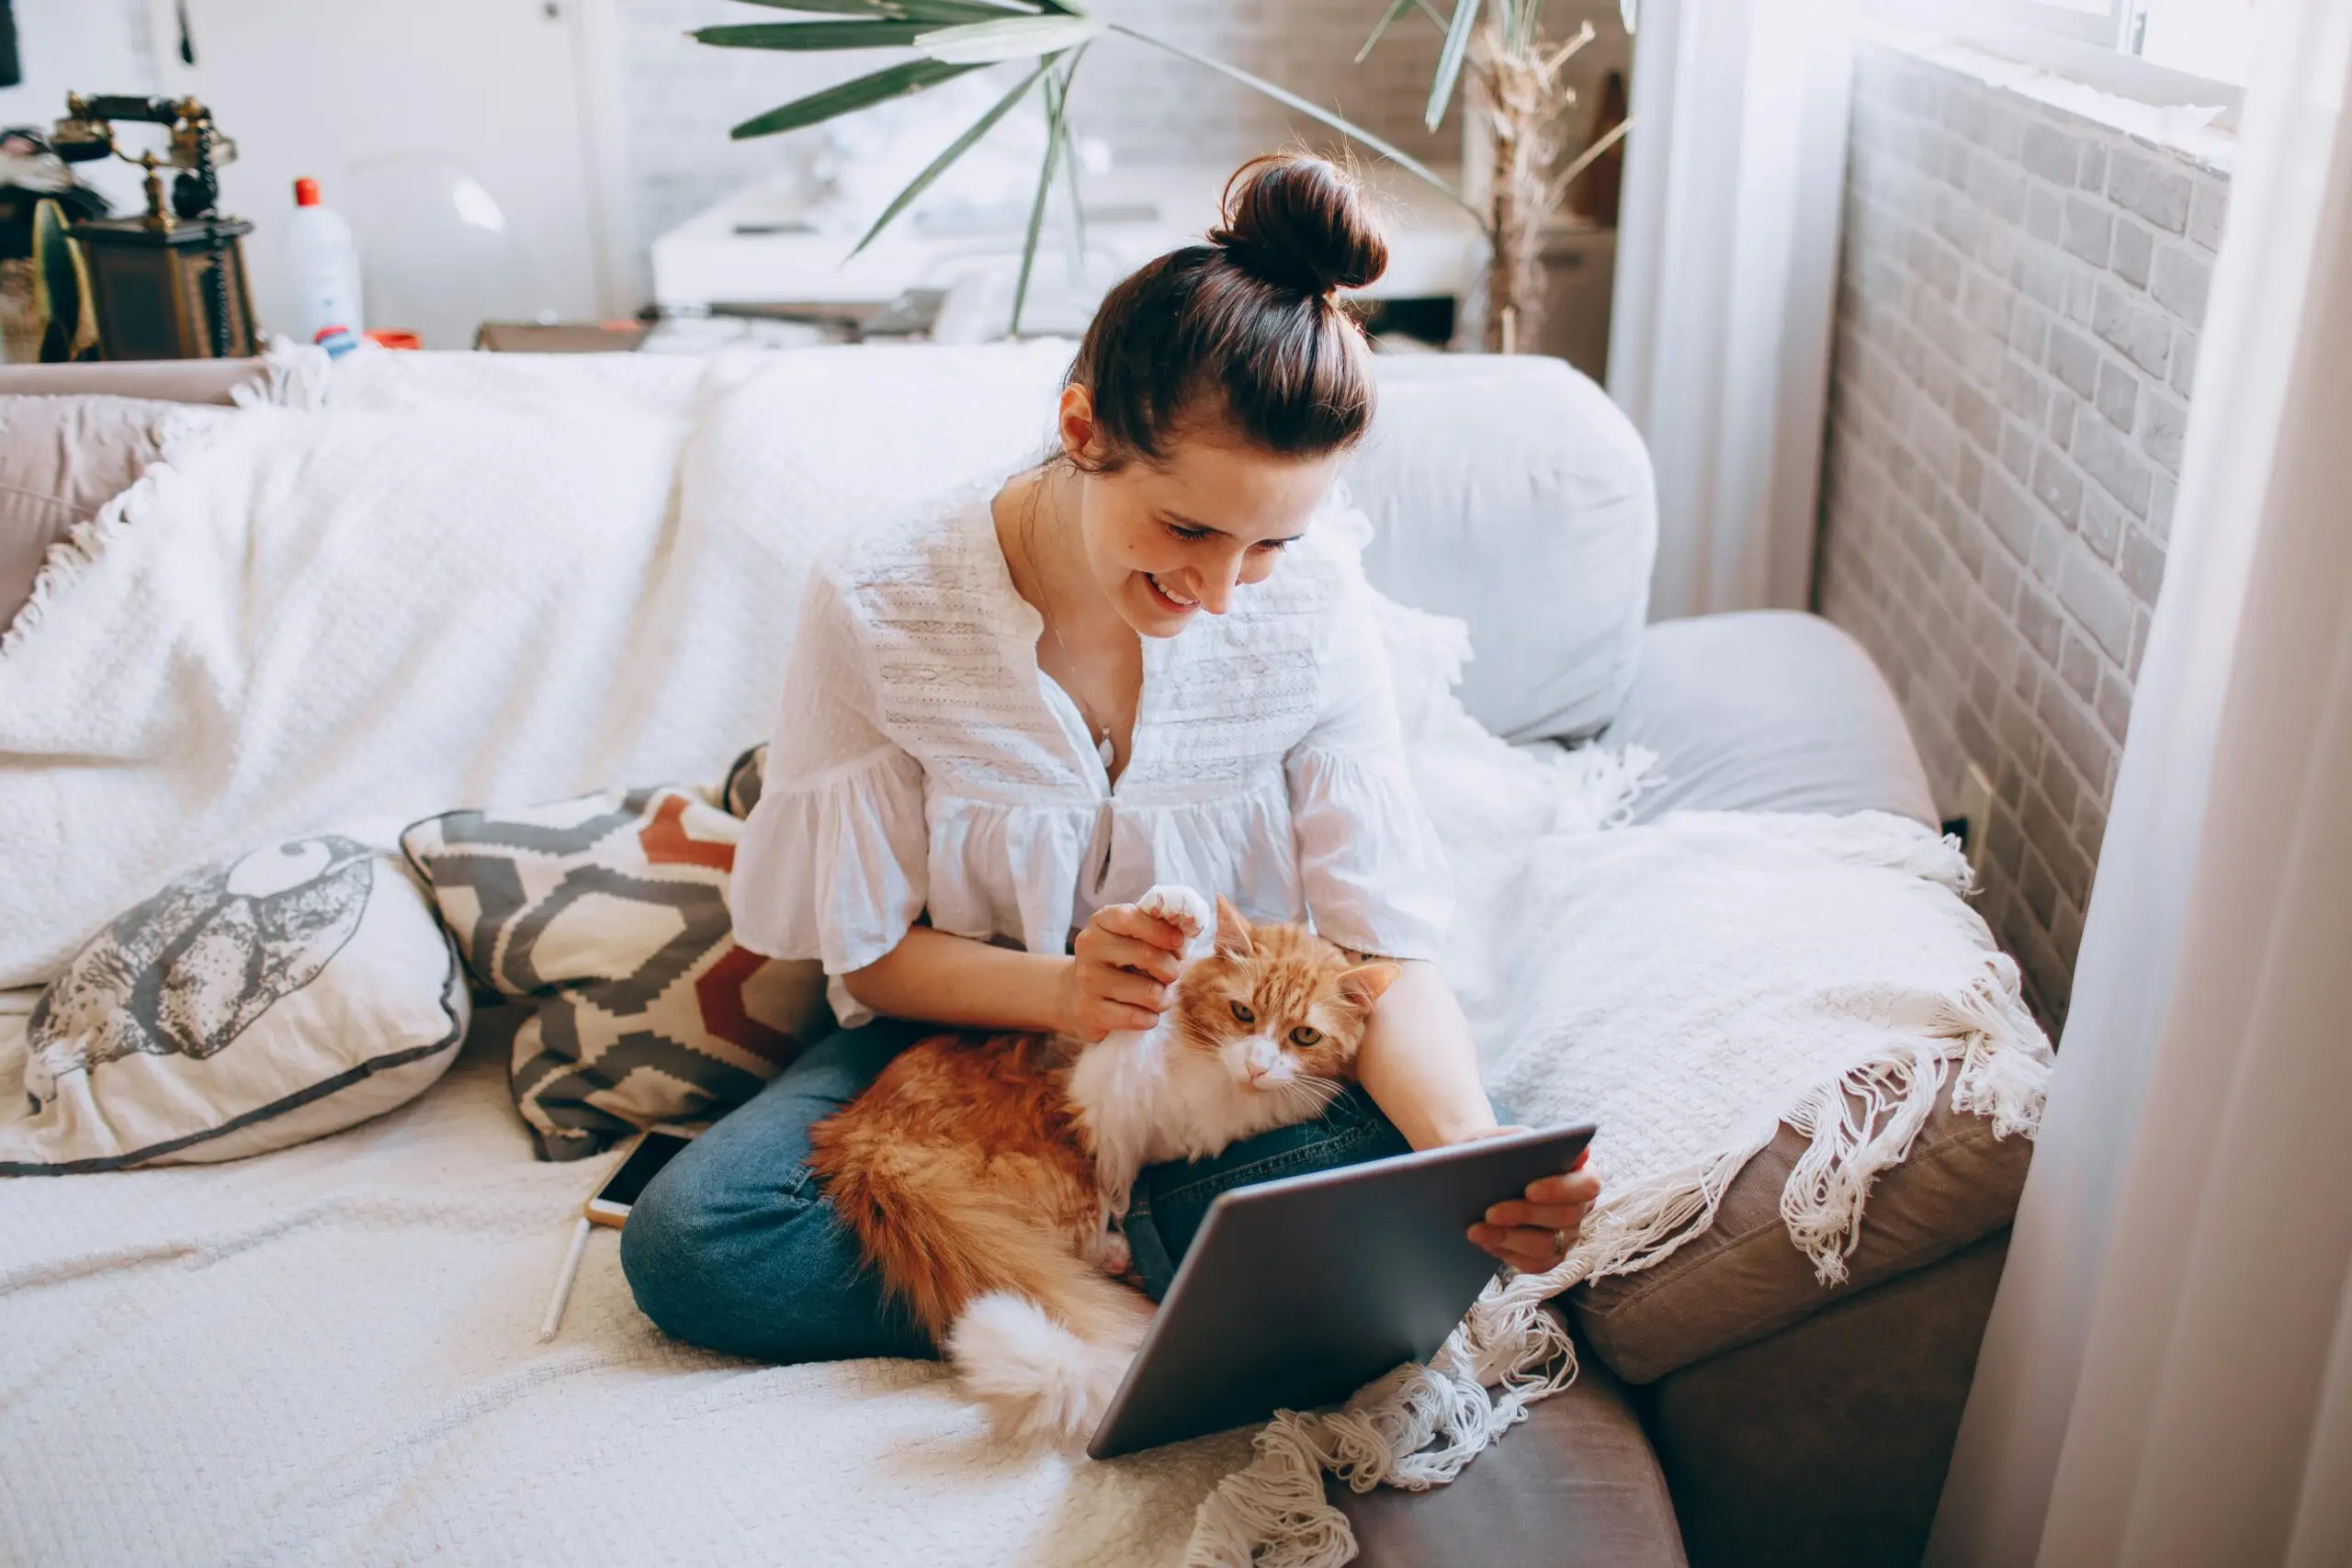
[1087,1122,1594,1460]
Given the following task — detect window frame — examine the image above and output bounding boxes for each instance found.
[1863,0,2247,124]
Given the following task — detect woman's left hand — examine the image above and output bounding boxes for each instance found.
[1461,1128,1600,1273]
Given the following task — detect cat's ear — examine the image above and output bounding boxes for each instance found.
[1336,962,1401,1013]
[1213,896,1255,959]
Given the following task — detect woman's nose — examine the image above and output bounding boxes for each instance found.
[1191,548,1249,614]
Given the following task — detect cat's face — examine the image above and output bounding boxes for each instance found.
[1169,897,1398,1109]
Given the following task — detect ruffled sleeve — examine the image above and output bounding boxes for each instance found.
[1285,562,1452,959]
[730,565,927,1023]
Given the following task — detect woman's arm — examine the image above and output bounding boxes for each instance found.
[842,904,1189,1039]
[1357,960,1602,1273]
[1353,960,1496,1149]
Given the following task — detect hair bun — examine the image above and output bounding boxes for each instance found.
[1209,154,1389,298]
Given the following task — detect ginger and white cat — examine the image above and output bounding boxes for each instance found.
[806,886,1397,1445]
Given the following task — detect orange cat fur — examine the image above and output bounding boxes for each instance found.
[805,886,1398,1445]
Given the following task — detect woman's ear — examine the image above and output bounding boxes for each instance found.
[1058,383,1102,467]
[1213,895,1255,959]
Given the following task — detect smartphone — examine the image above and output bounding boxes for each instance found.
[584,1127,699,1228]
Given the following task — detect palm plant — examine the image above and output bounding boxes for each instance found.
[695,0,1627,346]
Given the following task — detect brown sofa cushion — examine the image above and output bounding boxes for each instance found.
[1570,1078,2033,1384]
[1341,1311,1689,1568]
[1645,1232,2010,1568]
[0,394,198,634]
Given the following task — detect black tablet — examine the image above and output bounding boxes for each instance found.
[1087,1122,1597,1460]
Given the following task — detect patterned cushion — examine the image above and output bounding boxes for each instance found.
[0,836,469,1172]
[401,786,830,1160]
[722,743,766,818]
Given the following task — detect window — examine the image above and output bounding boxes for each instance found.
[2132,0,2261,85]
[1868,0,2252,118]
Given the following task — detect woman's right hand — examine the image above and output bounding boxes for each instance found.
[1058,903,1189,1041]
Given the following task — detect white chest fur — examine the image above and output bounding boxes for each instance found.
[1064,998,1309,1221]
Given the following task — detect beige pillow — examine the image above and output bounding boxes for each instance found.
[0,395,220,635]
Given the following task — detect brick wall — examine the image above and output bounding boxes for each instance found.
[1815,40,2229,1021]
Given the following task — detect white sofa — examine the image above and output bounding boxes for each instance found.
[0,348,2007,1568]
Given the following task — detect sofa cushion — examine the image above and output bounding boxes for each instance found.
[1351,355,1657,742]
[1642,1231,2010,1568]
[1604,610,1937,825]
[1340,1314,1688,1568]
[0,833,469,1171]
[1571,1077,2032,1383]
[401,786,831,1159]
[0,394,204,636]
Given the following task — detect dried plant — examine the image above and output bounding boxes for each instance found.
[1363,0,1633,351]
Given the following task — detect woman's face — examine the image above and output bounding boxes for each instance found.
[1060,385,1343,639]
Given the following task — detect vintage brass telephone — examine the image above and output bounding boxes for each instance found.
[49,93,256,358]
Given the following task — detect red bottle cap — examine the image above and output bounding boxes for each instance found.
[293,177,320,208]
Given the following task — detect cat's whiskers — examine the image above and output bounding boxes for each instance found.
[1275,1074,1343,1116]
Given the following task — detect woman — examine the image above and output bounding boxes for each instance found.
[623,153,1600,1364]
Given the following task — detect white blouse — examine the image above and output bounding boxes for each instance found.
[730,491,1453,1027]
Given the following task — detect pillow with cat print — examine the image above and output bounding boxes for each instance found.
[0,835,469,1173]
[401,785,831,1160]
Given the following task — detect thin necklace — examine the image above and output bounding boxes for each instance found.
[1023,485,1118,771]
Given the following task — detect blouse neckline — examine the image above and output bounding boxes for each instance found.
[960,495,1170,798]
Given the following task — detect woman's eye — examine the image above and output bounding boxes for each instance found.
[1165,522,1214,542]
[1289,1026,1321,1047]
[1229,1000,1256,1025]
[1250,537,1290,553]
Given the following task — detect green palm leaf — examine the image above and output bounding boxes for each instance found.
[1356,0,1417,63]
[729,57,986,140]
[1008,62,1069,335]
[695,20,930,49]
[850,55,1054,257]
[726,0,1035,19]
[913,14,1103,63]
[1425,0,1479,130]
[1108,23,1473,222]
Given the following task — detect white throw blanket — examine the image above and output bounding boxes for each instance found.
[0,345,1075,987]
[0,357,2052,1566]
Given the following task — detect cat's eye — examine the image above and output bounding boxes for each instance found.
[1290,1027,1322,1048]
[1229,1000,1256,1025]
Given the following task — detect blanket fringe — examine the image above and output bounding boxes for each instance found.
[1184,942,2052,1566]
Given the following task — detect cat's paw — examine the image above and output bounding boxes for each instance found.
[1090,1226,1133,1276]
[1135,884,1212,945]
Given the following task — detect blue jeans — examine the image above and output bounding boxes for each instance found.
[620,1019,1414,1363]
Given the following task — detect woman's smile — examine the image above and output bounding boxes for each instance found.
[1143,572,1200,615]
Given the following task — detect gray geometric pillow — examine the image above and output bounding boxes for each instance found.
[401,785,830,1160]
[0,835,469,1173]
[722,742,766,818]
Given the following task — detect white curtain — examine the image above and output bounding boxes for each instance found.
[1927,2,2352,1562]
[1607,0,1858,619]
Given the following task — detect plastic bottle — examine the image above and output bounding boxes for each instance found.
[287,176,364,353]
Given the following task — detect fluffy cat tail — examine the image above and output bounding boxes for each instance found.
[948,1286,1148,1447]
[810,1134,1152,1444]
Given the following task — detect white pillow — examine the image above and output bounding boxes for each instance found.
[0,835,468,1172]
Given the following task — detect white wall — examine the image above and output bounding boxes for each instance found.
[0,0,161,218]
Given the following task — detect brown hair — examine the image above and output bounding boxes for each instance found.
[1064,153,1388,468]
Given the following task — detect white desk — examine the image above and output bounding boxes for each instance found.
[650,162,1487,338]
